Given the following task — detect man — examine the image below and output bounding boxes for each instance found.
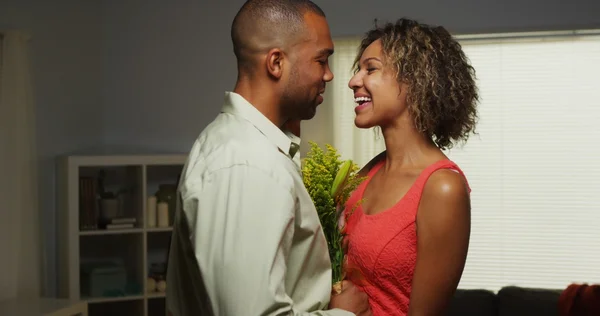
[166,1,372,315]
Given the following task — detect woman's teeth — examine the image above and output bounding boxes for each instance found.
[354,96,372,104]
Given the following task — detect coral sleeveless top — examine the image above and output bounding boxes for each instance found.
[342,158,470,316]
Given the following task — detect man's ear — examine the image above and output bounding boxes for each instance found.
[266,48,284,79]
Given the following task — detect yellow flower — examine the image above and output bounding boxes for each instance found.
[301,142,365,283]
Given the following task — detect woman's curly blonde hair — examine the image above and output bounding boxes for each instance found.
[353,18,479,150]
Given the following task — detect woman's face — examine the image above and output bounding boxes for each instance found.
[348,39,409,129]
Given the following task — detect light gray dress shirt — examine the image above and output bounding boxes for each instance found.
[166,92,354,316]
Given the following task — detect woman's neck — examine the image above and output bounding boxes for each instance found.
[380,119,441,171]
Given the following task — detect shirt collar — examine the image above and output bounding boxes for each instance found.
[285,131,301,159]
[221,91,301,159]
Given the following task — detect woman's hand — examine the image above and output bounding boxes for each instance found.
[329,280,372,316]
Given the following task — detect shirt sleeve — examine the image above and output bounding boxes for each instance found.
[181,164,354,316]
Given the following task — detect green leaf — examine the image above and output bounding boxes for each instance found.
[301,141,366,284]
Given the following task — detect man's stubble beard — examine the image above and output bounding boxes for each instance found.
[281,66,316,121]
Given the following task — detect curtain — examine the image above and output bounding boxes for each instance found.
[0,30,41,300]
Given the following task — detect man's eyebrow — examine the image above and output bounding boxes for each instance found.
[318,48,334,56]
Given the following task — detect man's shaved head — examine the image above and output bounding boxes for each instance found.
[230,0,333,124]
[231,0,326,71]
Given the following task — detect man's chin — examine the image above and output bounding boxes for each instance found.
[302,105,318,120]
[300,113,316,121]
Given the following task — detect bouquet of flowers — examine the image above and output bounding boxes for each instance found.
[301,141,365,293]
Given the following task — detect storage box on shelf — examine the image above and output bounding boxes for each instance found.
[57,154,187,316]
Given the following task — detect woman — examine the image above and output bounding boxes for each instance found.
[341,18,479,316]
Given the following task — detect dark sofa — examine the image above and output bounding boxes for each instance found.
[447,286,563,316]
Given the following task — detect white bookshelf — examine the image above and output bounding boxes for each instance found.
[56,154,188,316]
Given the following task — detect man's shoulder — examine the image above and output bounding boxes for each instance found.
[181,114,295,189]
[197,114,288,169]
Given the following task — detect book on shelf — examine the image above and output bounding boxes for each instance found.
[106,223,135,229]
[100,217,137,230]
[79,177,98,230]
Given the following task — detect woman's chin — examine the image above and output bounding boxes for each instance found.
[354,117,376,129]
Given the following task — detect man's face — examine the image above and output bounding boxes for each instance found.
[281,12,334,121]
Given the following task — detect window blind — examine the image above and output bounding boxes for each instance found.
[325,33,600,292]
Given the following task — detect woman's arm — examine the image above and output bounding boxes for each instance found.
[408,169,471,316]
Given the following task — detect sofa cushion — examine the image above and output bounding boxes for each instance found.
[497,286,562,316]
[446,289,497,316]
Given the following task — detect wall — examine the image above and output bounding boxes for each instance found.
[318,0,600,37]
[102,0,241,152]
[0,0,104,296]
[2,0,600,297]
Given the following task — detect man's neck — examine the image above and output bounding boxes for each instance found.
[233,78,285,128]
